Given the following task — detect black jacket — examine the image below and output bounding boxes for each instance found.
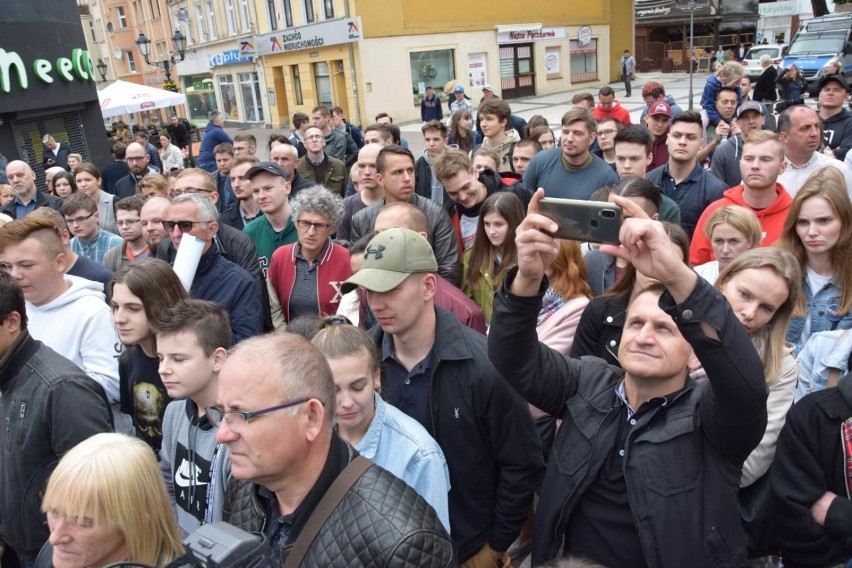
[113,172,144,199]
[0,191,62,220]
[42,143,70,171]
[753,66,778,102]
[157,222,262,284]
[223,435,456,567]
[489,270,768,566]
[569,294,627,367]
[369,307,543,561]
[414,155,450,209]
[770,373,852,567]
[822,108,852,161]
[0,332,113,560]
[167,121,192,149]
[100,161,130,195]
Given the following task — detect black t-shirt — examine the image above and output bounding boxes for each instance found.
[119,345,172,453]
[67,256,114,297]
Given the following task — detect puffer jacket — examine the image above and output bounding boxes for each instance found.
[223,438,456,567]
[0,332,113,561]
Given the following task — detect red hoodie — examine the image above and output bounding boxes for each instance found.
[593,101,631,126]
[689,183,793,266]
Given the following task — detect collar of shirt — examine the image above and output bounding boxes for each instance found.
[308,155,326,167]
[662,162,703,186]
[614,380,677,420]
[295,240,329,265]
[77,228,103,247]
[381,332,436,370]
[784,153,818,170]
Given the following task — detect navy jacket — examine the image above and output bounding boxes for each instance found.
[197,123,233,166]
[646,163,727,239]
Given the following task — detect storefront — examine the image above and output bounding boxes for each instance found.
[0,0,111,184]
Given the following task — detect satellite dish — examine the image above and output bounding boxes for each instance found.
[106,21,114,33]
[114,48,123,60]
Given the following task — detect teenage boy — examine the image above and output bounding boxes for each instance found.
[414,120,450,206]
[104,195,150,271]
[63,192,123,265]
[478,99,521,171]
[156,299,232,536]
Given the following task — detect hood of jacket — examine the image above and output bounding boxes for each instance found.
[490,128,521,154]
[28,274,106,313]
[721,183,793,216]
[823,108,852,126]
[595,100,626,115]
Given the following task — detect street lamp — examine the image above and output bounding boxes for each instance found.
[96,58,108,82]
[135,30,186,83]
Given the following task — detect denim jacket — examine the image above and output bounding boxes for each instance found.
[356,393,451,532]
[786,276,852,355]
[795,329,852,401]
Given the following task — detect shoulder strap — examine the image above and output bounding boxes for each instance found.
[283,455,373,568]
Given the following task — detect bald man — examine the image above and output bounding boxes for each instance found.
[0,160,62,220]
[269,142,313,196]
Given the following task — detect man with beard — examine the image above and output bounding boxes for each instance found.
[113,142,153,199]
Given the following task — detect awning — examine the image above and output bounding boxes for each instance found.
[494,23,542,33]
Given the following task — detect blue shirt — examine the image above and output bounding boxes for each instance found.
[71,229,124,264]
[381,336,435,433]
[356,394,451,531]
[14,195,37,220]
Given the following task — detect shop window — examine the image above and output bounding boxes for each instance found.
[116,6,127,28]
[283,0,294,27]
[323,0,334,19]
[569,39,598,83]
[186,77,216,121]
[206,0,218,40]
[313,61,332,106]
[240,0,251,31]
[409,50,455,100]
[195,4,207,41]
[292,65,303,105]
[225,0,237,34]
[239,72,265,122]
[218,75,239,120]
[266,0,277,30]
[774,32,785,44]
[125,51,137,73]
[304,0,315,23]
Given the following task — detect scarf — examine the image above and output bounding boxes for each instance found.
[537,288,567,326]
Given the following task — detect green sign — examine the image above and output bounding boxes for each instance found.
[0,47,94,93]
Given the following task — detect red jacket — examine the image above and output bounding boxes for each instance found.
[689,183,793,265]
[268,241,353,322]
[593,101,631,126]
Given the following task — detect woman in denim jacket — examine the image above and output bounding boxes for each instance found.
[777,167,852,355]
[796,329,852,400]
[312,318,451,532]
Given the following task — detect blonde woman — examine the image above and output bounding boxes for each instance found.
[695,205,762,284]
[38,433,184,567]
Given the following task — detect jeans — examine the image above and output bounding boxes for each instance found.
[622,73,632,97]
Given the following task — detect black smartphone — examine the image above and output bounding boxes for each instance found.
[538,197,622,244]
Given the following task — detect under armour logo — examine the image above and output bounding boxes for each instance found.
[364,244,386,260]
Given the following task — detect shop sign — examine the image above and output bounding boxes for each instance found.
[0,46,93,94]
[636,0,715,21]
[578,26,593,46]
[758,0,797,17]
[254,17,362,56]
[193,80,214,91]
[496,27,566,44]
[467,52,487,87]
[209,49,252,67]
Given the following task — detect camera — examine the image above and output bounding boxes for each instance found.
[164,523,277,568]
[775,96,806,113]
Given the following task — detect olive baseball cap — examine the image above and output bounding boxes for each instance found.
[341,227,437,293]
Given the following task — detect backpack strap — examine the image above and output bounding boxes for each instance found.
[282,455,372,568]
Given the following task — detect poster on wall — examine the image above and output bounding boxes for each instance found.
[545,47,560,74]
[468,53,487,87]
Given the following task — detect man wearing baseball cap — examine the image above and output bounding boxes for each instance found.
[643,100,672,170]
[243,161,297,275]
[710,100,767,187]
[343,227,543,567]
[449,85,473,119]
[817,74,852,160]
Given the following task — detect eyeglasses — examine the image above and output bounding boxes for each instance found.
[173,187,214,196]
[126,156,147,162]
[163,220,203,233]
[205,398,313,429]
[65,212,96,225]
[116,218,141,227]
[596,129,617,138]
[296,219,332,232]
[305,134,324,141]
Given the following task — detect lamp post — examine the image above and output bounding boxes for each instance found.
[135,30,187,84]
[96,58,108,82]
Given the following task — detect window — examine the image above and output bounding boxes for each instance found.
[131,1,143,25]
[304,0,315,23]
[126,50,137,73]
[155,40,167,60]
[266,0,277,30]
[148,0,160,19]
[569,39,598,83]
[206,0,218,39]
[218,75,239,120]
[323,0,334,19]
[239,0,251,31]
[194,3,207,41]
[116,6,127,28]
[89,20,99,43]
[239,72,264,122]
[225,0,237,34]
[313,61,332,106]
[409,50,455,96]
[545,46,561,78]
[283,0,294,27]
[292,65,303,105]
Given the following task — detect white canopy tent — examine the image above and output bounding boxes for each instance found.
[98,80,187,118]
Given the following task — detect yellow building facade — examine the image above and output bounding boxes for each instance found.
[252,0,634,128]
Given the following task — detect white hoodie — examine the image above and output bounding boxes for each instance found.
[27,275,121,407]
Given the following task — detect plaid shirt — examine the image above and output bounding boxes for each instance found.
[71,229,124,264]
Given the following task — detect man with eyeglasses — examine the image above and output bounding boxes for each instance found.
[215,332,456,565]
[164,193,261,343]
[114,142,154,199]
[297,126,347,196]
[592,117,622,171]
[244,162,298,277]
[103,196,150,271]
[62,192,123,265]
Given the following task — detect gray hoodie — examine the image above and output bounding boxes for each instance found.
[709,134,744,188]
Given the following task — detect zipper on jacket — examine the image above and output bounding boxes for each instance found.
[17,401,27,444]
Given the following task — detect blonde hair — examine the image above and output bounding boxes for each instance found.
[704,205,762,248]
[718,61,745,84]
[42,433,184,566]
[716,248,802,384]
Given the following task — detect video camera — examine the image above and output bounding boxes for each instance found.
[775,96,807,113]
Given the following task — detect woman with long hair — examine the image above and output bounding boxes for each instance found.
[716,248,801,487]
[571,222,690,366]
[695,205,762,284]
[38,433,184,567]
[537,240,592,354]
[110,259,189,452]
[462,192,525,323]
[447,109,480,153]
[51,171,78,200]
[74,162,117,234]
[776,167,852,354]
[312,319,450,531]
[776,64,808,101]
[529,125,556,150]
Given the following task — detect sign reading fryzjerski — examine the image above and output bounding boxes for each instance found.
[635,0,716,21]
[253,17,362,56]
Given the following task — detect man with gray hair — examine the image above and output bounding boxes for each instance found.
[269,142,313,197]
[0,160,62,220]
[216,333,456,565]
[164,193,261,342]
[42,134,70,171]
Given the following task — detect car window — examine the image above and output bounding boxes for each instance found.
[745,48,781,59]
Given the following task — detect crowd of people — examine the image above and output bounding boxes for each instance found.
[1,60,852,568]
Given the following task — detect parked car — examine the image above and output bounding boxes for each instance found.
[742,44,787,78]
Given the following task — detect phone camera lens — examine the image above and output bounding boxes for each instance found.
[601,209,616,219]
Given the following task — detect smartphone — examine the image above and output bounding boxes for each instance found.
[538,197,622,244]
